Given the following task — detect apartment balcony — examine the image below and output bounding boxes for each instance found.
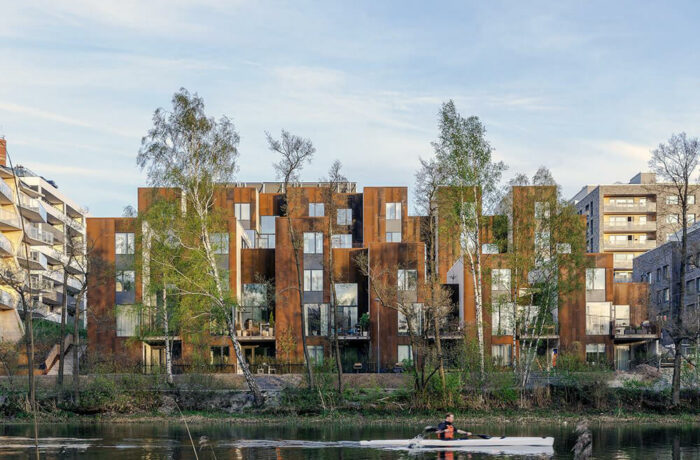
[18,194,47,223]
[233,320,276,341]
[0,289,17,310]
[518,324,560,340]
[0,180,14,204]
[23,224,54,246]
[44,204,84,233]
[613,259,634,270]
[0,232,13,257]
[603,239,657,251]
[603,222,657,232]
[66,275,83,292]
[0,208,20,230]
[41,223,65,244]
[604,201,657,213]
[17,247,48,271]
[42,289,62,306]
[611,323,658,342]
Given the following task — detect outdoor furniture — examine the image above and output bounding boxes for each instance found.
[353,362,363,373]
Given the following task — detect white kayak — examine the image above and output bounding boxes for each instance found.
[360,436,554,448]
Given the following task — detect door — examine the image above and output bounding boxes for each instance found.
[615,345,631,371]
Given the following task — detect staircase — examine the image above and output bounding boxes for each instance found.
[44,335,84,375]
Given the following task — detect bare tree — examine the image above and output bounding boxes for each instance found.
[649,132,700,406]
[138,88,263,405]
[267,130,316,388]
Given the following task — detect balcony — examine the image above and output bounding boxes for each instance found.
[0,232,13,256]
[17,247,48,270]
[38,245,69,266]
[613,259,634,270]
[44,204,84,233]
[603,222,657,232]
[603,239,657,251]
[23,224,54,246]
[518,324,560,340]
[233,320,276,341]
[0,180,13,204]
[41,223,64,244]
[0,289,17,310]
[0,208,20,230]
[612,323,658,341]
[18,194,47,223]
[604,201,657,213]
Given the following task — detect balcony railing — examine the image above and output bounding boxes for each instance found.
[18,194,47,222]
[44,203,84,233]
[17,246,48,270]
[0,180,13,203]
[611,323,658,339]
[603,239,657,250]
[612,259,634,269]
[603,222,657,232]
[0,232,13,256]
[0,289,16,309]
[0,208,20,228]
[604,201,657,213]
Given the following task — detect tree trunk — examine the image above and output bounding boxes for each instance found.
[72,290,81,403]
[228,318,264,405]
[57,269,68,388]
[672,199,689,406]
[672,337,682,406]
[162,287,173,385]
[22,296,35,406]
[328,223,343,394]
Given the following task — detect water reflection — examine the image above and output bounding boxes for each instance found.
[0,421,697,459]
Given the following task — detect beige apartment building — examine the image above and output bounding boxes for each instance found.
[0,139,87,343]
[572,172,700,282]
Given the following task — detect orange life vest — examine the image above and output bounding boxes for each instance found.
[439,423,454,440]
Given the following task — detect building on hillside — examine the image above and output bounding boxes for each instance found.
[87,182,657,373]
[0,138,88,343]
[571,172,700,283]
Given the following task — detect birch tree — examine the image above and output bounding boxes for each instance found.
[434,100,506,377]
[267,130,316,388]
[137,88,263,405]
[648,132,700,406]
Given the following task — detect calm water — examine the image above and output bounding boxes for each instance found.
[0,420,698,459]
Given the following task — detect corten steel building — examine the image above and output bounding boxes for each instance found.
[87,182,657,373]
[572,172,700,283]
[0,139,88,344]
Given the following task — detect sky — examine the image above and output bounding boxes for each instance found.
[1,1,700,217]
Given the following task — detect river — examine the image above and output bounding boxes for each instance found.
[0,420,698,459]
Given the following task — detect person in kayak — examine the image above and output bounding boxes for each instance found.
[436,413,471,440]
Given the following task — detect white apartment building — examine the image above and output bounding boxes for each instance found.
[0,139,87,342]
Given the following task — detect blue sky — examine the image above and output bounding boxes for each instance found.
[1,1,700,216]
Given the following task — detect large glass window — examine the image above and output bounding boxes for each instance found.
[331,234,352,248]
[115,233,135,255]
[259,215,276,248]
[398,344,413,364]
[210,346,230,365]
[211,233,229,254]
[666,195,679,205]
[586,343,606,365]
[307,345,324,364]
[492,344,512,366]
[386,202,401,220]
[586,302,611,335]
[235,203,251,221]
[398,303,423,335]
[492,302,515,336]
[386,232,401,242]
[491,268,511,292]
[586,268,606,291]
[242,284,266,306]
[305,304,328,336]
[614,304,630,327]
[337,208,352,226]
[334,283,357,306]
[116,270,135,304]
[397,269,418,291]
[309,203,325,217]
[116,305,138,337]
[303,232,323,254]
[303,269,323,291]
[535,202,551,219]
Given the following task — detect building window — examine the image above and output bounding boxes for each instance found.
[663,288,670,302]
[492,344,512,366]
[337,208,352,226]
[397,269,418,291]
[535,231,551,260]
[303,269,323,291]
[331,234,352,248]
[304,305,328,336]
[689,195,696,205]
[556,243,572,254]
[386,202,401,220]
[211,233,229,254]
[398,344,413,364]
[586,343,606,365]
[687,279,695,294]
[663,265,669,279]
[491,268,511,292]
[115,305,139,337]
[115,233,135,255]
[386,232,401,242]
[258,215,276,248]
[614,304,630,327]
[586,302,611,335]
[116,270,135,304]
[667,214,679,224]
[666,196,679,205]
[482,243,499,254]
[492,302,515,336]
[335,283,358,332]
[307,345,324,364]
[688,214,696,225]
[235,203,251,221]
[242,283,266,306]
[586,268,606,291]
[696,278,700,293]
[535,201,550,219]
[656,268,661,282]
[398,303,423,335]
[210,346,230,365]
[334,283,358,306]
[309,203,324,217]
[303,232,323,254]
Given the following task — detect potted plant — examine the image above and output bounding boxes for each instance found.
[359,313,370,337]
[268,311,275,336]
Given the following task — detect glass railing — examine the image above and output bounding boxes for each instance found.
[0,208,19,226]
[0,233,12,254]
[0,180,13,200]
